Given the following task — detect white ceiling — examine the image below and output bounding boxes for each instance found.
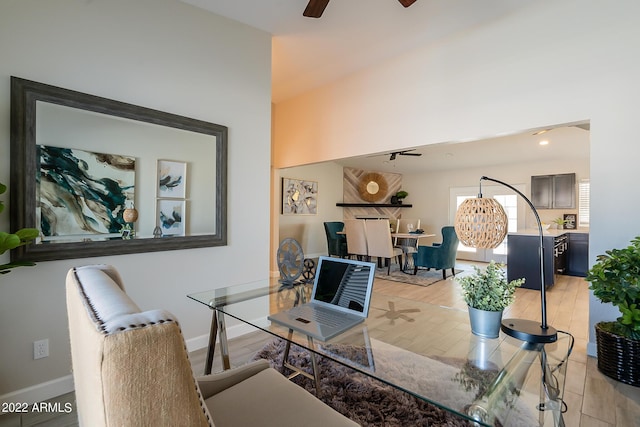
[181,0,534,103]
[334,124,590,174]
[179,0,589,172]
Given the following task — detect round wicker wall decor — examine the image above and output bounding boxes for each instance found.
[454,197,508,249]
[358,172,388,202]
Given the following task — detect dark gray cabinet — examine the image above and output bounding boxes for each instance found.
[567,233,589,277]
[507,234,555,290]
[531,173,576,209]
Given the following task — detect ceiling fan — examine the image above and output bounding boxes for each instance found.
[387,149,422,161]
[304,0,418,18]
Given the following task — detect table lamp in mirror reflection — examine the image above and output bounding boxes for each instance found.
[122,204,139,240]
[454,176,557,344]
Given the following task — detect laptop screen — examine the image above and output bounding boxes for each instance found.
[311,257,375,317]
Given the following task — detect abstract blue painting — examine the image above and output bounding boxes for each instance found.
[37,145,135,240]
[157,199,185,236]
[157,159,187,198]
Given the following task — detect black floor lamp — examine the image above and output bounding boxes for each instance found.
[454,176,558,344]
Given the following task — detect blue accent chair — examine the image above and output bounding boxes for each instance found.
[323,221,348,258]
[412,226,459,279]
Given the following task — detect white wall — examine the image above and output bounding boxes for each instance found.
[404,157,590,235]
[274,0,640,355]
[278,148,590,263]
[276,162,344,264]
[0,0,271,399]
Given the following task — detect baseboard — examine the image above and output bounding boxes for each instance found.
[185,316,270,353]
[0,375,74,408]
[305,252,324,260]
[0,319,270,408]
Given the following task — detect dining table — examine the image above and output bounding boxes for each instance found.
[337,228,435,272]
[391,232,435,271]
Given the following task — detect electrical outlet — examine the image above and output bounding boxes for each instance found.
[34,339,49,359]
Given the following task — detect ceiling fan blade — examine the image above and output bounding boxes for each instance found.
[304,0,330,18]
[398,0,417,7]
[396,149,422,157]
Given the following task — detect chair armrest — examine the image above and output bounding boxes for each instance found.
[414,244,440,264]
[197,359,271,398]
[417,245,439,254]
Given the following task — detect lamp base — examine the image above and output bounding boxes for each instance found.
[501,318,558,344]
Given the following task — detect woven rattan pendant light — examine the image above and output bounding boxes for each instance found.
[454,197,508,249]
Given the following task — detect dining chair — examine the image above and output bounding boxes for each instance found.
[323,221,348,258]
[413,226,459,279]
[365,219,403,274]
[343,219,368,260]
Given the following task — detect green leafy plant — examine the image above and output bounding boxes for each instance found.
[0,182,39,274]
[395,190,408,200]
[587,236,640,340]
[458,261,524,311]
[552,217,567,228]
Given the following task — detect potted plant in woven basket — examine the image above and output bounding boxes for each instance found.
[586,236,640,386]
[458,261,525,338]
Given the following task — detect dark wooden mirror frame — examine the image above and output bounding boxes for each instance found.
[10,76,227,262]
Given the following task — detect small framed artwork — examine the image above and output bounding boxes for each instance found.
[563,213,577,229]
[282,178,318,215]
[157,159,187,199]
[157,199,186,236]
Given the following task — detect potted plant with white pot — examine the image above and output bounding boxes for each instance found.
[552,217,567,230]
[586,236,640,386]
[458,261,525,338]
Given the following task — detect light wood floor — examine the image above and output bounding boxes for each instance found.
[377,266,640,427]
[4,262,640,426]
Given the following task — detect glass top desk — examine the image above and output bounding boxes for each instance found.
[188,279,572,426]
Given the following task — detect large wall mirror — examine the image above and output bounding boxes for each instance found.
[10,77,227,261]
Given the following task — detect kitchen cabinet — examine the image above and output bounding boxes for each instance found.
[531,173,576,209]
[507,234,555,290]
[567,232,589,277]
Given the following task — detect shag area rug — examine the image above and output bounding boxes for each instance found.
[252,338,473,427]
[375,265,463,287]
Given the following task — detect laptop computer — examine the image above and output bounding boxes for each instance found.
[268,256,376,341]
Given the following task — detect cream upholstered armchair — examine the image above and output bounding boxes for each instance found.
[66,264,357,427]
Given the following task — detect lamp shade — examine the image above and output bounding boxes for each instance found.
[454,197,508,249]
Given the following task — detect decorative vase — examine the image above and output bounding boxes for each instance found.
[123,207,138,223]
[390,195,399,205]
[595,322,640,387]
[468,306,503,339]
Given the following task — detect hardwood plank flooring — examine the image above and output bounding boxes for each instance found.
[3,261,639,426]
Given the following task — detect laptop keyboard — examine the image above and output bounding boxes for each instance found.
[291,305,344,328]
